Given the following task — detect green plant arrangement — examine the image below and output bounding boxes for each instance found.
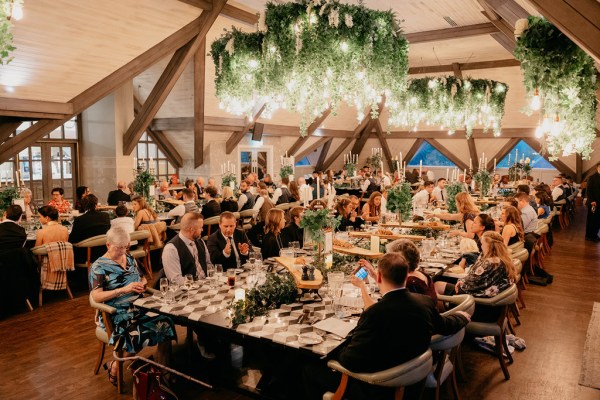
[279,165,293,179]
[344,162,356,177]
[133,169,155,200]
[0,0,21,65]
[0,186,19,212]
[367,152,383,172]
[473,169,492,197]
[210,0,409,136]
[228,272,298,326]
[514,17,597,160]
[445,182,465,213]
[299,208,341,244]
[408,228,440,239]
[222,172,237,189]
[388,76,508,137]
[386,183,412,221]
[312,252,359,283]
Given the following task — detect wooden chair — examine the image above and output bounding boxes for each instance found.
[465,284,518,380]
[128,230,152,278]
[323,349,433,400]
[89,292,124,394]
[31,242,74,306]
[238,209,254,231]
[275,203,291,212]
[202,216,220,238]
[73,234,108,272]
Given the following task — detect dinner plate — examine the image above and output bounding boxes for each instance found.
[234,268,244,274]
[298,333,324,345]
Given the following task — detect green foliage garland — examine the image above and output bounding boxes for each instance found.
[473,169,491,197]
[228,272,298,326]
[279,165,293,179]
[222,172,237,189]
[445,182,464,213]
[514,17,597,160]
[299,208,340,244]
[133,169,155,200]
[386,183,412,220]
[0,186,19,212]
[0,0,19,65]
[211,0,409,136]
[389,76,508,137]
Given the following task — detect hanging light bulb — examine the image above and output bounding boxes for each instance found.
[535,124,544,138]
[541,114,550,132]
[530,88,541,111]
[550,114,561,136]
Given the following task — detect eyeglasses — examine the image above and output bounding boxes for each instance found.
[109,243,130,251]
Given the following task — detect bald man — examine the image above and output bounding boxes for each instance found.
[107,181,131,205]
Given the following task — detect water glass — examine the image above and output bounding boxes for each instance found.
[206,266,215,288]
[159,278,169,298]
[248,252,256,268]
[346,226,354,233]
[184,274,194,290]
[280,248,294,258]
[215,264,224,281]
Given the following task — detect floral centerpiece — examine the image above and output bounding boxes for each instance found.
[228,272,298,326]
[473,169,492,197]
[386,183,412,221]
[222,172,237,189]
[514,17,597,160]
[445,182,465,213]
[133,169,155,200]
[299,208,341,245]
[279,165,293,179]
[508,158,532,181]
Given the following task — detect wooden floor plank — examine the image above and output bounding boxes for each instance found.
[0,206,599,399]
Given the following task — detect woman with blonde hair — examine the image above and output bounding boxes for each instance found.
[430,191,479,239]
[220,186,238,213]
[500,205,524,246]
[361,191,382,223]
[261,208,286,258]
[131,196,158,229]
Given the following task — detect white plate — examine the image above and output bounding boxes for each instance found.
[298,333,324,345]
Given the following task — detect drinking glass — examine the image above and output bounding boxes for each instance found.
[248,252,256,269]
[184,274,194,291]
[280,248,294,258]
[206,265,215,288]
[289,241,300,256]
[227,269,236,287]
[215,264,224,285]
[346,226,354,233]
[254,254,263,271]
[159,278,169,299]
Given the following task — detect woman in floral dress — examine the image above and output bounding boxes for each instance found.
[90,227,176,386]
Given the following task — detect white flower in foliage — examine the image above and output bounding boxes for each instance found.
[345,14,353,28]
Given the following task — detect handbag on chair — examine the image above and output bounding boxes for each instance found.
[130,361,178,400]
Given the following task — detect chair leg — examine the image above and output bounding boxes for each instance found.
[331,373,349,400]
[39,288,43,307]
[510,304,521,326]
[507,317,515,335]
[450,367,461,400]
[455,345,466,381]
[25,299,33,311]
[94,341,106,375]
[501,330,514,364]
[494,334,510,380]
[394,386,405,400]
[117,351,124,394]
[517,285,526,309]
[66,284,74,300]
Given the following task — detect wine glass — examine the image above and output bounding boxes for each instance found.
[159,278,168,300]
[248,252,256,270]
[215,264,224,285]
[184,274,194,291]
[254,254,263,271]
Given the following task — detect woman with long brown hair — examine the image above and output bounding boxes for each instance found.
[131,196,158,229]
[335,198,363,231]
[430,191,480,239]
[500,205,524,246]
[361,191,382,223]
[261,208,286,259]
[288,180,300,203]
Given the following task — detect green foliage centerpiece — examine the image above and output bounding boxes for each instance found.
[222,172,237,189]
[513,17,597,160]
[211,0,409,136]
[344,162,357,178]
[508,158,532,181]
[386,183,412,221]
[133,169,155,200]
[367,149,383,172]
[389,76,508,137]
[279,165,293,180]
[0,186,19,213]
[300,208,341,245]
[473,169,492,197]
[228,272,298,326]
[446,182,465,213]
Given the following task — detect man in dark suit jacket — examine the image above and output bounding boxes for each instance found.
[586,161,600,241]
[0,205,26,251]
[304,252,470,400]
[207,212,252,270]
[69,194,111,264]
[106,181,131,206]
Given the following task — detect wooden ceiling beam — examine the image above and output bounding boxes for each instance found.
[315,138,333,171]
[123,0,227,155]
[404,138,425,166]
[526,0,600,64]
[452,63,463,79]
[485,0,531,27]
[374,120,394,171]
[194,38,206,168]
[295,137,331,161]
[467,138,478,171]
[0,98,73,119]
[408,59,520,75]
[485,137,519,171]
[287,108,332,156]
[405,22,498,43]
[522,138,576,177]
[0,119,67,163]
[0,121,22,144]
[426,139,469,171]
[176,0,260,25]
[386,127,536,138]
[322,138,354,171]
[225,101,266,154]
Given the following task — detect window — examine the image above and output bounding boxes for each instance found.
[497,140,555,169]
[295,156,311,166]
[408,141,456,167]
[135,132,177,182]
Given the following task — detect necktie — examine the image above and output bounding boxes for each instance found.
[441,190,445,201]
[189,242,205,279]
[229,237,241,268]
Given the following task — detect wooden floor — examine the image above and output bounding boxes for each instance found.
[1,206,599,400]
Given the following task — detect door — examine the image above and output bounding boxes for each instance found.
[239,147,272,181]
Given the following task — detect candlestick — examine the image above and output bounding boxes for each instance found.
[419,160,422,178]
[469,158,472,171]
[508,154,511,166]
[494,158,497,170]
[399,152,403,169]
[316,177,320,200]
[446,168,449,181]
[515,149,518,165]
[133,157,137,169]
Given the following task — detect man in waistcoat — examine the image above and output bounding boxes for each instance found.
[161,212,212,284]
[167,188,198,224]
[237,180,255,211]
[272,176,291,205]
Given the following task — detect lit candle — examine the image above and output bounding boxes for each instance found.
[469,158,472,170]
[380,161,384,174]
[463,168,466,182]
[419,160,422,178]
[149,157,154,167]
[304,187,309,207]
[234,289,245,302]
[494,158,497,170]
[396,161,400,174]
[515,149,518,165]
[508,154,511,166]
[399,152,403,168]
[316,177,320,200]
[133,157,137,169]
[446,168,449,180]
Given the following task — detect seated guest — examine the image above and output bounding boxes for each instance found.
[176,179,198,201]
[516,191,540,254]
[107,181,131,206]
[263,174,275,187]
[207,177,217,188]
[48,187,71,213]
[551,176,565,202]
[168,188,198,224]
[220,186,238,213]
[500,205,524,246]
[360,173,372,193]
[201,186,221,220]
[207,212,251,269]
[433,192,480,239]
[161,212,212,284]
[432,178,447,204]
[90,227,176,386]
[110,205,135,242]
[282,206,304,248]
[69,194,111,264]
[362,191,382,223]
[20,188,36,221]
[156,180,173,200]
[131,196,158,230]
[517,184,537,209]
[74,186,91,213]
[272,176,291,205]
[304,252,470,400]
[195,176,205,198]
[237,180,255,212]
[253,187,274,222]
[287,181,300,203]
[298,177,313,205]
[535,191,552,219]
[35,206,68,246]
[0,205,26,250]
[412,180,435,208]
[349,195,361,215]
[261,208,286,259]
[335,198,363,231]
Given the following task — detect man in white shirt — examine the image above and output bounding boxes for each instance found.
[156,180,173,200]
[360,173,372,192]
[412,181,435,207]
[161,212,212,285]
[298,177,313,205]
[426,169,435,182]
[551,176,565,201]
[432,178,447,203]
[517,192,538,234]
[379,171,392,188]
[237,180,255,211]
[167,188,198,224]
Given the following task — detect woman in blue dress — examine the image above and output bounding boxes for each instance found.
[90,227,176,386]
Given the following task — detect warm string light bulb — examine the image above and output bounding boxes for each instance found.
[550,114,561,136]
[530,88,541,111]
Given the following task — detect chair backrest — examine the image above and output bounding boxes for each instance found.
[204,216,220,226]
[507,241,524,252]
[238,209,254,218]
[275,203,291,211]
[430,327,465,351]
[512,259,523,276]
[472,284,518,307]
[30,245,48,256]
[73,234,108,248]
[129,230,151,242]
[511,248,529,265]
[439,294,476,317]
